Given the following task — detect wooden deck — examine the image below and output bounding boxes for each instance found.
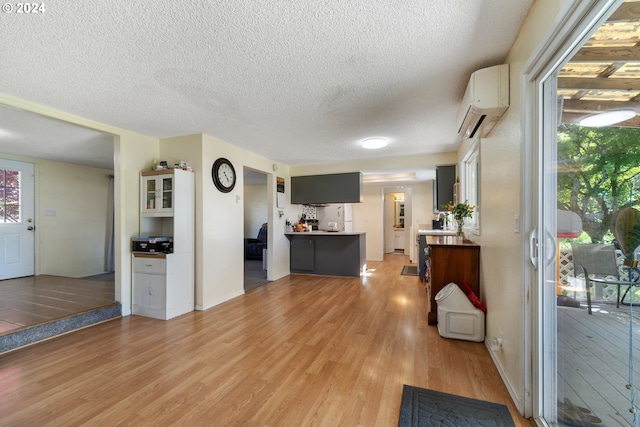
[558,302,640,426]
[0,274,115,336]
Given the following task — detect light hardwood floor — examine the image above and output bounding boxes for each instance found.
[0,254,530,426]
[0,274,116,335]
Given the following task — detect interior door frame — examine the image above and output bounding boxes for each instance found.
[521,0,623,423]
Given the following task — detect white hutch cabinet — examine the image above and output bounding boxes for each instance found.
[133,169,194,320]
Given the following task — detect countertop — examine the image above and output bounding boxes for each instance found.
[425,235,479,247]
[285,231,365,236]
[417,229,457,236]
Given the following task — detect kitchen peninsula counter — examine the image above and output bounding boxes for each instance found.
[285,231,366,277]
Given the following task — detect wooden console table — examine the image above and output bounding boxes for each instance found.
[423,236,480,325]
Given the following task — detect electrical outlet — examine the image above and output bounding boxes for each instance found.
[491,337,503,352]
[514,214,520,233]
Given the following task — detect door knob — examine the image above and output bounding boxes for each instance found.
[27,226,35,231]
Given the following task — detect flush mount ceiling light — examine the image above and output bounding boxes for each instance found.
[579,109,636,127]
[361,137,388,149]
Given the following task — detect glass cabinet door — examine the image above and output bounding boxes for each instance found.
[141,174,174,215]
[161,177,173,210]
[145,178,156,210]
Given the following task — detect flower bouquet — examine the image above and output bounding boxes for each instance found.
[444,201,475,237]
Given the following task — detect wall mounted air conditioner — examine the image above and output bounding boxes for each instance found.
[456,64,510,139]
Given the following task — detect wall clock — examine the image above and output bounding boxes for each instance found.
[212,157,236,193]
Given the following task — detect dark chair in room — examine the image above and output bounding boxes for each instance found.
[245,223,267,260]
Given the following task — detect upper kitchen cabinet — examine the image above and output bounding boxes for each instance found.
[291,172,363,204]
[434,165,456,212]
[141,170,177,216]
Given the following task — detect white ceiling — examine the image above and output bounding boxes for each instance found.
[0,0,533,174]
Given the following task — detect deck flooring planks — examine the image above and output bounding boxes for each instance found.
[558,304,640,425]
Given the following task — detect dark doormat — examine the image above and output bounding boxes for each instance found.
[401,266,419,276]
[398,385,515,427]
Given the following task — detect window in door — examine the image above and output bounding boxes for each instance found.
[0,169,21,223]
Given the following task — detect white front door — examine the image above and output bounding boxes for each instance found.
[0,159,35,280]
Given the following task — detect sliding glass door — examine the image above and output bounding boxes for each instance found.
[535,1,640,425]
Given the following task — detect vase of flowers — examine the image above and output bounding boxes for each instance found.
[444,201,475,237]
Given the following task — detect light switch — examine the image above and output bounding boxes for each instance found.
[44,209,56,216]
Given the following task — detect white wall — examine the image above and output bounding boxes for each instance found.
[413,180,434,228]
[244,184,268,238]
[353,184,384,260]
[38,160,113,277]
[155,133,295,310]
[464,0,571,413]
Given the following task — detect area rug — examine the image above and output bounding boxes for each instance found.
[398,385,515,427]
[401,266,419,276]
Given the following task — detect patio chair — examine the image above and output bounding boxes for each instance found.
[570,243,640,315]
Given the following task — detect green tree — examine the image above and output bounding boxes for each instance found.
[557,124,640,243]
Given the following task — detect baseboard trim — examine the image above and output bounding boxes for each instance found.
[196,290,245,311]
[485,339,524,416]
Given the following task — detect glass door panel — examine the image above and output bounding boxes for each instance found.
[161,177,172,209]
[540,3,640,424]
[145,178,156,210]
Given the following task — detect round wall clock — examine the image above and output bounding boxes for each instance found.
[212,157,236,193]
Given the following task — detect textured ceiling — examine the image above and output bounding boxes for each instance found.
[0,0,533,171]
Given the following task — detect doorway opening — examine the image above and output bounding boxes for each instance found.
[0,105,117,345]
[383,186,413,259]
[243,167,269,292]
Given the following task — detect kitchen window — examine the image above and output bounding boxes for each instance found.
[461,140,479,233]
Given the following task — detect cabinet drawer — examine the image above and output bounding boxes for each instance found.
[133,257,166,274]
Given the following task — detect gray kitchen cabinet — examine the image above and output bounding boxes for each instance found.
[291,172,362,204]
[434,165,456,212]
[290,238,315,271]
[287,232,366,277]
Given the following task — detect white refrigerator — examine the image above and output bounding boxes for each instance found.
[318,203,352,231]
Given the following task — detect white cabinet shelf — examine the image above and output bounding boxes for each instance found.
[133,169,194,320]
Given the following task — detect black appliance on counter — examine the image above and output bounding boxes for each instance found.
[132,237,173,253]
[306,219,319,230]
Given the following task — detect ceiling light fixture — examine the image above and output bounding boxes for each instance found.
[362,137,388,149]
[579,110,636,127]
